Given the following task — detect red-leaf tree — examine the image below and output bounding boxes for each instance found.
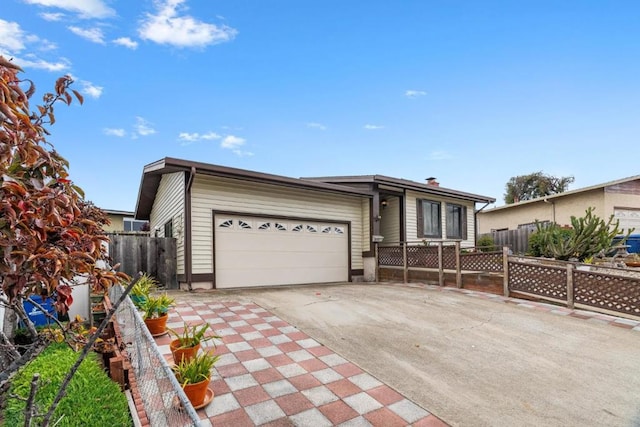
[0,56,128,342]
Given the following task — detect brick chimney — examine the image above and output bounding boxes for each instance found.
[426,177,439,187]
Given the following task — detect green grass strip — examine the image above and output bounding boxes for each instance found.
[3,343,132,426]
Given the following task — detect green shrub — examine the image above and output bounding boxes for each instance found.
[528,227,574,257]
[4,343,132,426]
[476,235,496,252]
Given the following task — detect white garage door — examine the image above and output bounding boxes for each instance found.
[614,208,640,234]
[214,214,349,288]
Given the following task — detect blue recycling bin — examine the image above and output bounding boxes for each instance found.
[625,234,640,254]
[23,295,57,327]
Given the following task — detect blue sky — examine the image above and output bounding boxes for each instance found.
[2,1,639,211]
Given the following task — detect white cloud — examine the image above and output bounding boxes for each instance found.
[364,124,384,130]
[0,19,27,51]
[24,0,115,19]
[221,135,245,149]
[113,37,138,49]
[138,0,238,48]
[134,117,156,136]
[405,90,427,98]
[68,26,105,44]
[14,55,70,71]
[307,122,327,131]
[80,80,103,98]
[104,128,126,137]
[232,149,253,157]
[178,131,221,144]
[429,150,452,160]
[40,12,65,21]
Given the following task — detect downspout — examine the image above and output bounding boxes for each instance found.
[185,167,196,291]
[543,198,556,223]
[474,202,492,245]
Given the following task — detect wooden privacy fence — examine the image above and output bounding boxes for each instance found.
[107,233,177,289]
[507,257,640,320]
[377,242,505,287]
[480,228,532,255]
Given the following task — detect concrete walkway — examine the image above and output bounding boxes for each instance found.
[154,300,446,426]
[168,283,640,427]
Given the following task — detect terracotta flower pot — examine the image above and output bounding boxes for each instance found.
[182,377,211,407]
[144,314,168,335]
[170,340,201,365]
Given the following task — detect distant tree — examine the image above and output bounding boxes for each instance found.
[504,171,574,204]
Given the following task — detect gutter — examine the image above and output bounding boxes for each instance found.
[185,167,196,291]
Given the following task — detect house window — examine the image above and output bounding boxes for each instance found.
[124,217,147,232]
[417,200,442,238]
[164,220,173,238]
[446,204,467,239]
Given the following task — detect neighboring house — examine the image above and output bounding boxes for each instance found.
[103,209,148,233]
[134,158,495,290]
[477,175,640,234]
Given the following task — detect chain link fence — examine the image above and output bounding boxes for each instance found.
[109,286,201,426]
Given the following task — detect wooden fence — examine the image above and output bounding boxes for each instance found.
[480,228,532,255]
[107,233,177,289]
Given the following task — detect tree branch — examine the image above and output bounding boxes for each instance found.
[24,373,40,426]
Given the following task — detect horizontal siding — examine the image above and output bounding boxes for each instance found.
[362,198,371,254]
[406,190,475,248]
[380,196,401,244]
[150,172,185,274]
[191,175,366,274]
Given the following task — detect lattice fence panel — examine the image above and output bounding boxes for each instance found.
[406,246,439,267]
[574,270,640,316]
[461,252,504,272]
[378,246,403,266]
[508,261,567,301]
[442,246,457,269]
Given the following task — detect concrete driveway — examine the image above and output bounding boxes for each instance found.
[175,283,640,427]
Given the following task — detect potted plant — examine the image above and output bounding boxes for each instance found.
[169,323,220,364]
[172,352,219,407]
[130,273,158,309]
[140,293,174,336]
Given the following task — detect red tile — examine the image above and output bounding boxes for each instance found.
[222,334,244,344]
[246,317,264,325]
[326,378,361,398]
[299,358,329,373]
[261,418,294,427]
[412,414,450,427]
[278,342,302,353]
[235,325,256,334]
[274,393,314,415]
[235,349,261,362]
[307,346,334,357]
[319,400,359,425]
[248,338,272,348]
[288,373,322,391]
[271,320,289,327]
[216,362,248,377]
[233,385,271,406]
[367,385,404,405]
[210,378,231,395]
[243,303,260,310]
[211,408,254,427]
[211,344,230,355]
[611,322,634,329]
[265,354,294,367]
[155,334,172,345]
[261,328,282,337]
[333,363,363,378]
[286,331,308,341]
[364,407,407,427]
[257,311,273,318]
[200,312,220,320]
[252,368,284,384]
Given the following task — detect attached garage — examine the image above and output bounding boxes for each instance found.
[214,214,349,288]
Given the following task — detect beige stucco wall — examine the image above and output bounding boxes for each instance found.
[104,215,125,232]
[190,175,367,283]
[477,189,604,233]
[149,172,185,274]
[405,190,476,248]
